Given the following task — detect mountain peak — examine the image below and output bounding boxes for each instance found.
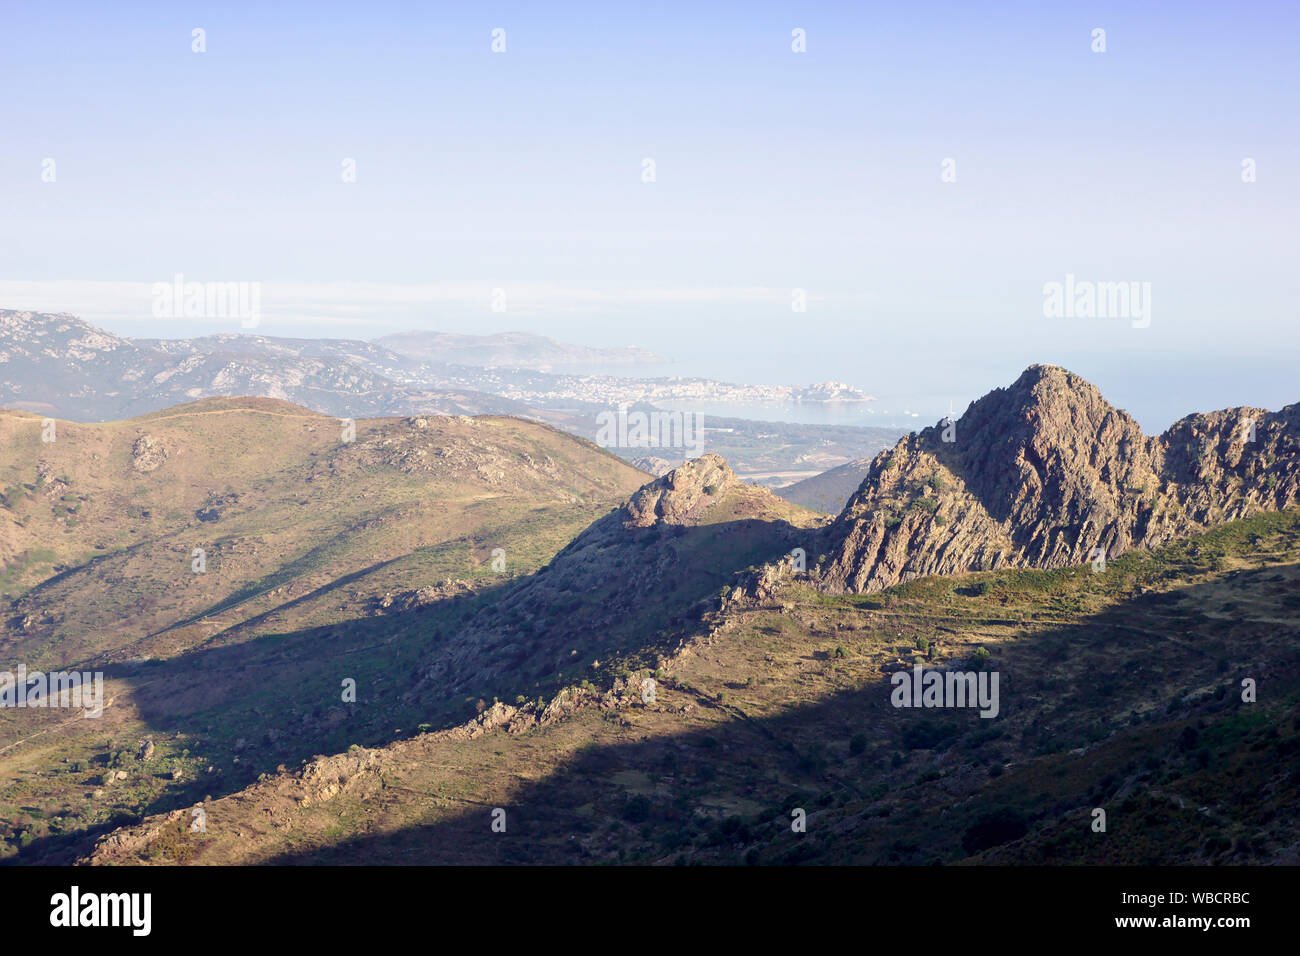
[820,367,1299,593]
[622,454,739,528]
[979,363,1114,418]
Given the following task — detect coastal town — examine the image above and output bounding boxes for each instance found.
[422,365,876,409]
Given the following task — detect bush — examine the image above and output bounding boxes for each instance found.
[961,807,1028,855]
[849,733,868,756]
[622,794,652,823]
[797,743,827,773]
[971,646,991,669]
[901,720,961,750]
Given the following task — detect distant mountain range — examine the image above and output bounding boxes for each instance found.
[0,310,872,425]
[0,310,533,421]
[375,330,664,370]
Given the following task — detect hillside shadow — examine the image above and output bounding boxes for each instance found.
[6,516,809,863]
[254,563,1300,865]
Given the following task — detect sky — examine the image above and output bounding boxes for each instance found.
[1,1,1297,430]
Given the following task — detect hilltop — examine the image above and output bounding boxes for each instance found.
[0,311,900,482]
[416,453,826,699]
[819,365,1300,593]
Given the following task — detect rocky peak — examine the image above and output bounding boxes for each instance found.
[418,452,819,698]
[622,454,738,529]
[820,366,1299,593]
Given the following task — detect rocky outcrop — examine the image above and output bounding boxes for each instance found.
[820,365,1299,593]
[130,435,167,472]
[623,454,737,528]
[296,746,382,807]
[367,579,479,614]
[416,454,819,697]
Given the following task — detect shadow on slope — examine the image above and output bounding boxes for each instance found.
[5,510,807,864]
[257,564,1300,866]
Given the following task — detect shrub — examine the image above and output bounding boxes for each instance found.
[901,721,961,750]
[849,733,868,756]
[961,807,1028,855]
[797,744,827,773]
[622,794,652,823]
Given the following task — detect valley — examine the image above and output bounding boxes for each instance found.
[0,364,1295,866]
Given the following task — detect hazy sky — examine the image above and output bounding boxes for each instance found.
[2,1,1297,429]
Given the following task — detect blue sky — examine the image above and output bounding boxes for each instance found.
[1,1,1297,428]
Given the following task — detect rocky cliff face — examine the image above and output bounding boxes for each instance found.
[819,365,1300,593]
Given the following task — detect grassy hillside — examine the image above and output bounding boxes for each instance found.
[0,398,650,862]
[0,399,646,666]
[73,507,1300,866]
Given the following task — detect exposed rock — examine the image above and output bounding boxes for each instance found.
[296,746,381,807]
[130,435,167,472]
[623,454,737,528]
[820,365,1300,593]
[368,579,478,614]
[416,454,816,697]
